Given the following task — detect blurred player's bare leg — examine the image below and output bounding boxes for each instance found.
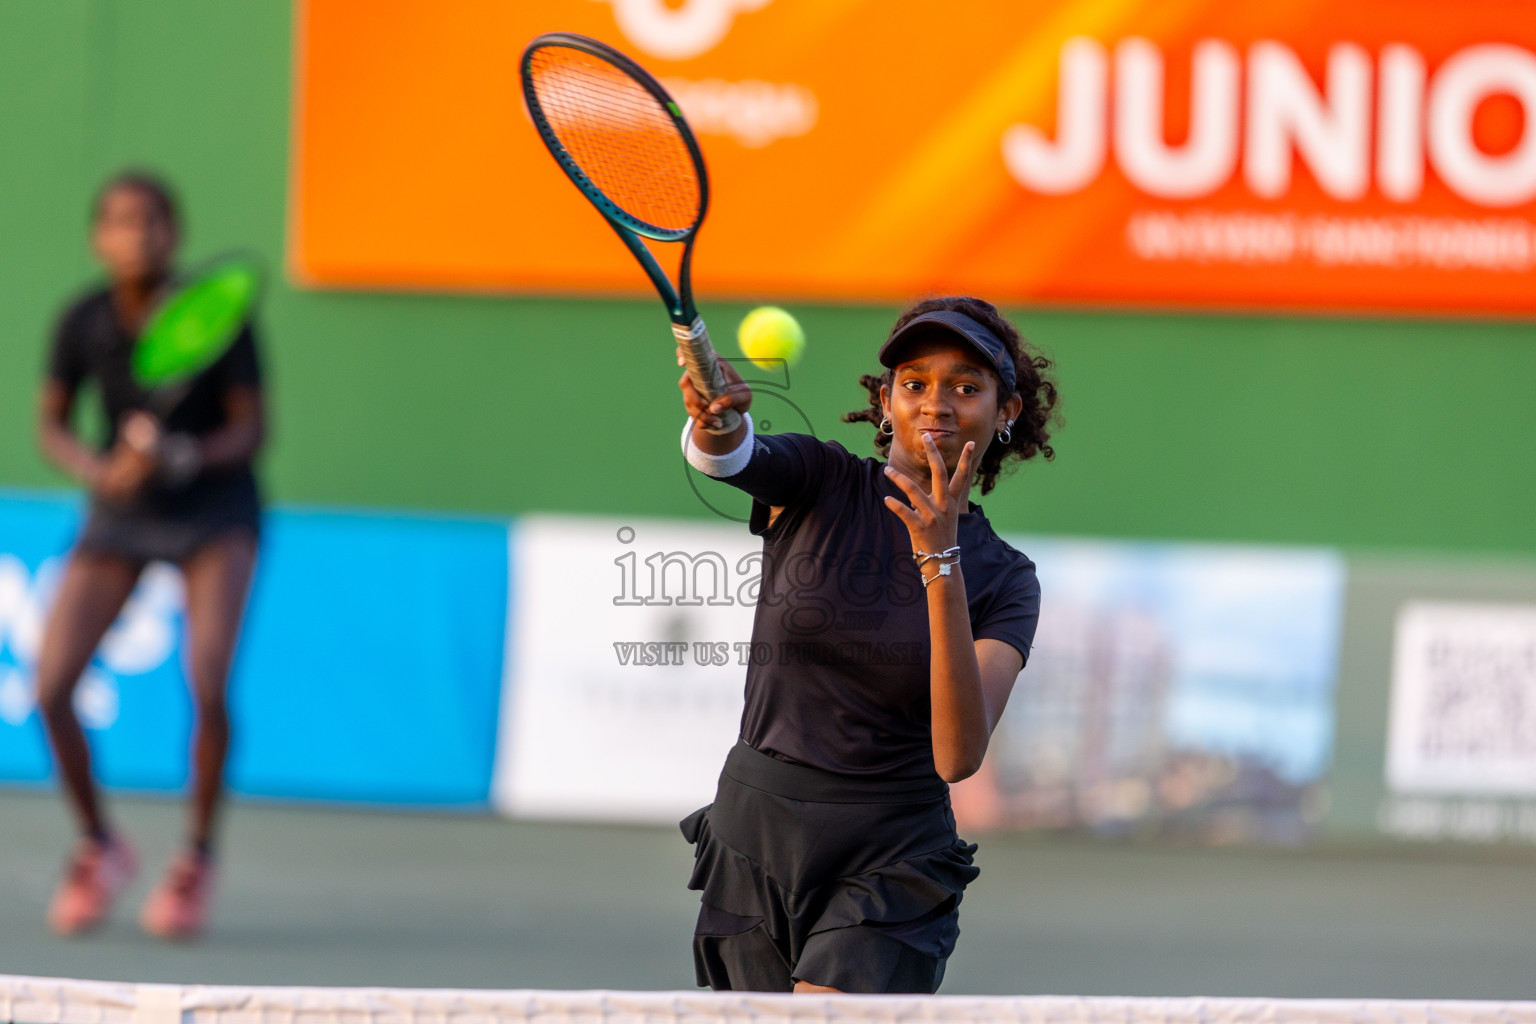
[179,529,257,851]
[140,529,256,940]
[35,550,145,839]
[35,549,145,933]
[793,982,843,994]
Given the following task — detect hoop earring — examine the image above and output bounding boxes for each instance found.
[879,418,892,435]
[996,421,1013,445]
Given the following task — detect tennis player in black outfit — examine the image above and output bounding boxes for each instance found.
[34,172,265,939]
[677,296,1057,993]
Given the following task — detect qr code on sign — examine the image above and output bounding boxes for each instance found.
[1419,632,1536,758]
[1388,603,1536,795]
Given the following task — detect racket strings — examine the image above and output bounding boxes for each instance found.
[528,46,701,235]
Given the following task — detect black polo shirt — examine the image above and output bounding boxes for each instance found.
[49,286,262,448]
[717,432,1040,780]
[47,286,263,519]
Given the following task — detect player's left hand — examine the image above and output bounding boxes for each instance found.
[881,434,976,562]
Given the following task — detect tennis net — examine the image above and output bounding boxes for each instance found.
[6,976,1536,1024]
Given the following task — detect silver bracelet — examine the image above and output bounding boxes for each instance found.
[921,560,959,587]
[912,545,961,568]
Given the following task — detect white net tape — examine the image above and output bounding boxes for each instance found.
[5,977,1536,1024]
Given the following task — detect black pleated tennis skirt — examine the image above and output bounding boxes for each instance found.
[680,740,979,994]
[77,470,261,564]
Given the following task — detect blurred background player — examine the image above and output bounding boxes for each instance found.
[34,171,266,939]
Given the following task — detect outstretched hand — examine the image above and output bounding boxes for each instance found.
[881,434,977,561]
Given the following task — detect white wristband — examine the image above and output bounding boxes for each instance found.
[681,412,755,478]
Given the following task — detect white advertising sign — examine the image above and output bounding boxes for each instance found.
[1387,602,1536,795]
[492,516,760,823]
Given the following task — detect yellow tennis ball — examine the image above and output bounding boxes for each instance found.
[738,306,805,369]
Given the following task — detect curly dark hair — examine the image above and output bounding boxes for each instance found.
[92,170,180,231]
[841,296,1058,495]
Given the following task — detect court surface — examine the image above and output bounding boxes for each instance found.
[1,789,1532,998]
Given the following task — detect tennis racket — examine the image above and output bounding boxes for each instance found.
[520,32,740,434]
[133,252,262,419]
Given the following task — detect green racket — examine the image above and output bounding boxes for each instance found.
[521,33,740,435]
[133,253,262,416]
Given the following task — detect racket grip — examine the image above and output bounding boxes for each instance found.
[673,317,742,436]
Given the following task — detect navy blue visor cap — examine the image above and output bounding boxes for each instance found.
[877,310,1017,395]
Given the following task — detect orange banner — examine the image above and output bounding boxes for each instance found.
[290,0,1536,314]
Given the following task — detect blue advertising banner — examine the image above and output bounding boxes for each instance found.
[0,492,508,807]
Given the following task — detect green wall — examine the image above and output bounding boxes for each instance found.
[1,1,1533,556]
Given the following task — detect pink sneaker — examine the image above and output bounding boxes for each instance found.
[47,834,138,936]
[139,851,215,940]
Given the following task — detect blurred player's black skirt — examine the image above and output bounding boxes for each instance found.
[77,469,261,564]
[681,739,978,993]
